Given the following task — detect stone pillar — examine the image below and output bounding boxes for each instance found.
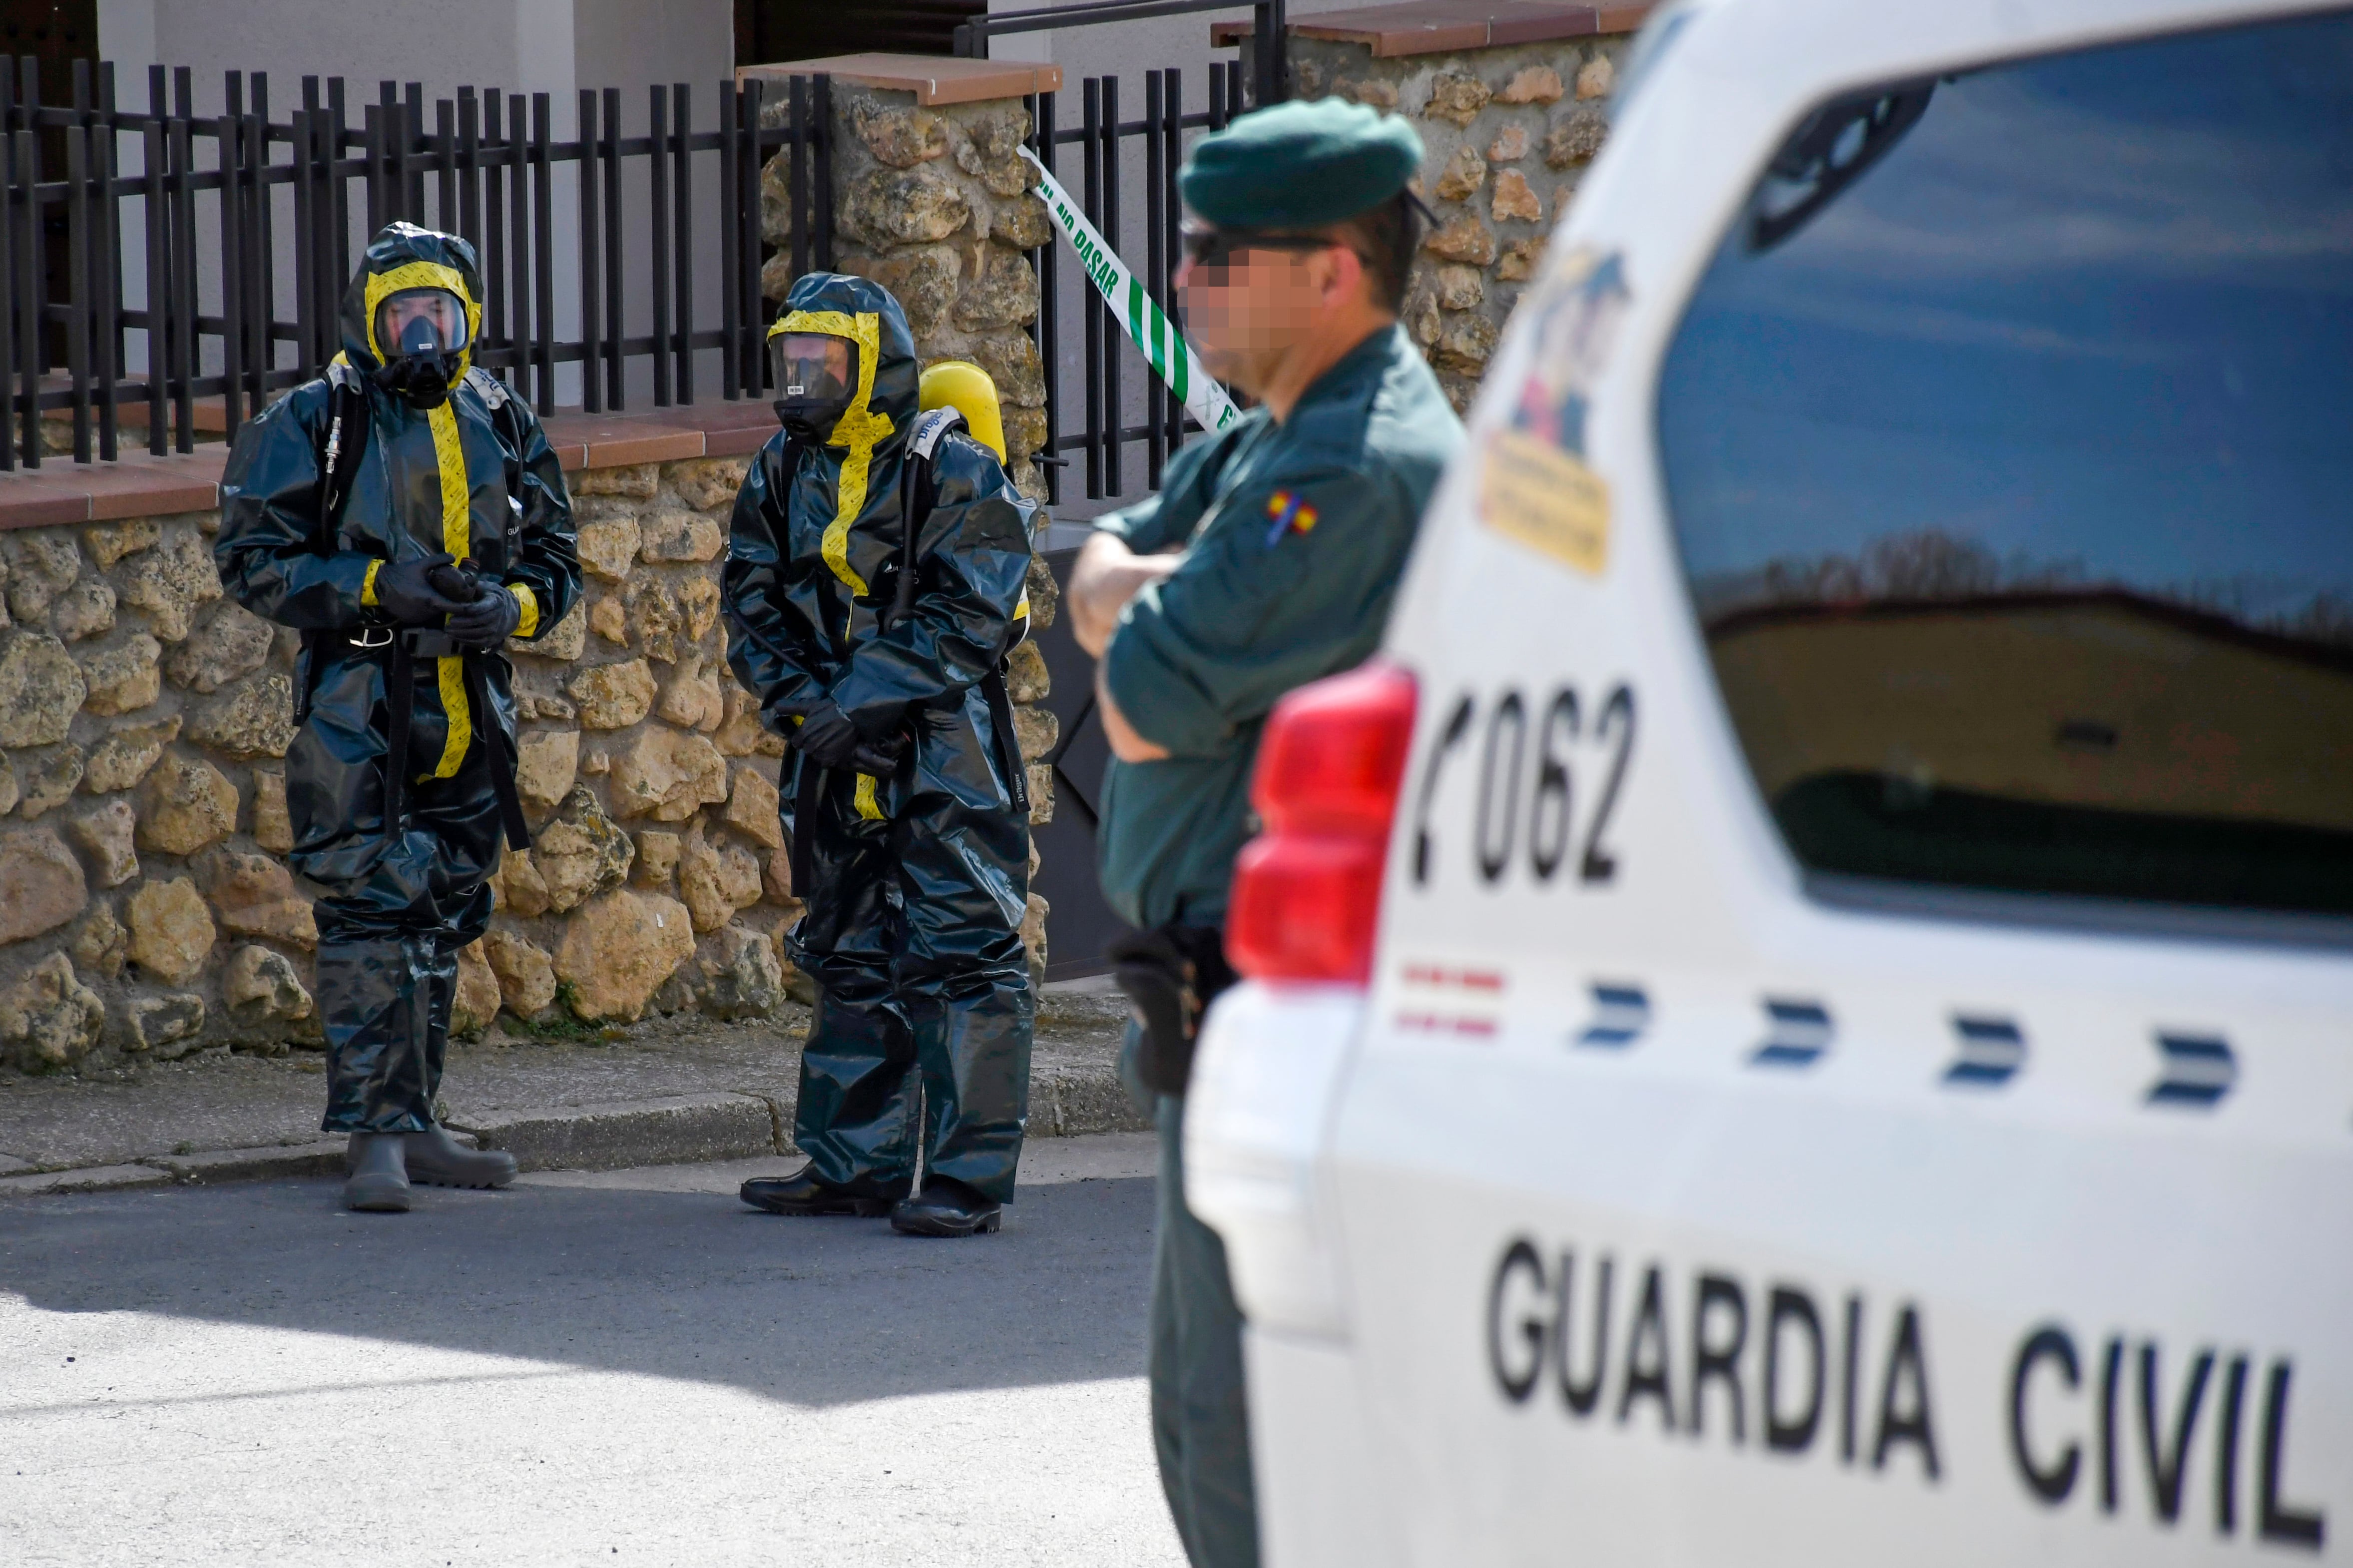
[1239,2,1646,411]
[745,55,1064,985]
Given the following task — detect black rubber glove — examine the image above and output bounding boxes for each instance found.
[789,702,863,770]
[446,583,522,649]
[849,729,908,777]
[373,553,471,627]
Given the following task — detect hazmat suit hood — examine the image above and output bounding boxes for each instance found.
[771,271,920,451]
[339,222,485,402]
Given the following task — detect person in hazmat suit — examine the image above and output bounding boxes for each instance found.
[723,272,1038,1238]
[216,222,581,1214]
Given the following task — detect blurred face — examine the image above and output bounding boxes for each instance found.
[1175,226,1354,392]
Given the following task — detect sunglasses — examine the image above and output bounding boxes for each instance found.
[1179,226,1346,272]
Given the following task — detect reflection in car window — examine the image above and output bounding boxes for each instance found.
[1657,9,2353,919]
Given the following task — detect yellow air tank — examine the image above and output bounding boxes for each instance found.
[919,360,1007,463]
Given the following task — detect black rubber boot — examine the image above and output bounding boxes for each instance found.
[890,1176,1002,1237]
[344,1132,412,1212]
[405,1124,517,1189]
[740,1166,897,1216]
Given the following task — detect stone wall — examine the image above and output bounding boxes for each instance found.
[758,85,1059,505]
[0,460,1062,1078]
[1252,27,1637,412]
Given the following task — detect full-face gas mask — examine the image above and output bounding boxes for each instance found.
[770,331,859,442]
[373,286,470,408]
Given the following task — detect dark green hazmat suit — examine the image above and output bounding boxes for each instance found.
[215,224,580,1134]
[722,273,1038,1205]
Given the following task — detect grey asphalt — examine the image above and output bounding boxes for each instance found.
[0,1134,1182,1567]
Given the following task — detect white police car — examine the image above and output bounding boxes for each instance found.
[1183,0,2353,1560]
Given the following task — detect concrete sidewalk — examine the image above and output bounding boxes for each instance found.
[0,987,1141,1197]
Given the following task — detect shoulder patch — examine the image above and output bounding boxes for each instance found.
[1261,488,1320,548]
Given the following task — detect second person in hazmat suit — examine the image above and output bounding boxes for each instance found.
[216,223,581,1214]
[723,272,1038,1238]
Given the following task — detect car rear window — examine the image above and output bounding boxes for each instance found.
[1656,7,2353,924]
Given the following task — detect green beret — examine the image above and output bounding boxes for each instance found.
[1179,97,1424,229]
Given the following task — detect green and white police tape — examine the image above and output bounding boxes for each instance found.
[1020,147,1244,438]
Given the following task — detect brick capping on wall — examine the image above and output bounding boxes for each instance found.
[1213,0,1657,55]
[0,402,783,534]
[737,55,1063,107]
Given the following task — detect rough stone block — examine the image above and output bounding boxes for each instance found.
[1424,213,1498,266]
[0,629,88,745]
[251,767,295,852]
[83,518,160,570]
[136,753,239,856]
[1422,71,1492,126]
[164,602,274,692]
[113,526,220,641]
[626,577,684,663]
[1576,52,1616,100]
[483,927,557,1017]
[552,889,696,1022]
[569,658,657,729]
[1546,105,1608,168]
[197,846,318,949]
[639,511,723,564]
[0,828,90,945]
[573,463,659,500]
[841,165,970,247]
[82,714,182,794]
[1434,145,1487,201]
[609,729,728,823]
[532,787,635,913]
[723,766,783,849]
[3,532,80,620]
[51,580,116,642]
[657,654,723,732]
[633,829,683,890]
[454,940,500,1036]
[0,952,105,1072]
[127,877,216,983]
[69,799,140,888]
[1492,168,1543,223]
[1495,65,1563,105]
[75,632,161,717]
[1488,124,1531,162]
[121,992,205,1054]
[1497,236,1548,282]
[222,944,313,1027]
[668,457,748,513]
[186,670,296,759]
[515,728,580,813]
[14,746,84,818]
[576,517,643,581]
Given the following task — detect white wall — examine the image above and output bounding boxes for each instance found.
[94,0,732,409]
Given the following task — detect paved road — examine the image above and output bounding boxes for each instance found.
[0,1136,1181,1567]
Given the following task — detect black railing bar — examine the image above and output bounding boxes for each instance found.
[964,0,1264,38]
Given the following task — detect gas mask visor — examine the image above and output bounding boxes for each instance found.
[373,286,471,407]
[770,331,859,440]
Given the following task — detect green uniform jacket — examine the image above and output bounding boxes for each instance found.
[1094,324,1463,929]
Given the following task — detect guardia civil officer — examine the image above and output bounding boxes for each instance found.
[1066,99,1465,1567]
[217,223,580,1214]
[723,273,1039,1238]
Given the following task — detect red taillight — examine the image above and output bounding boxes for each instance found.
[1229,663,1418,984]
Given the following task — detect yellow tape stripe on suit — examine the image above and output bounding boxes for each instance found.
[511,584,538,639]
[772,309,893,597]
[427,401,471,779]
[853,773,884,821]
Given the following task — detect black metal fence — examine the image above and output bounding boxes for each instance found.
[1024,60,1251,506]
[0,56,835,469]
[959,0,1287,108]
